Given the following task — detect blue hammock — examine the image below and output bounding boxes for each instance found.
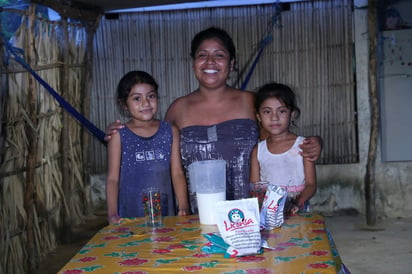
[2,36,106,143]
[240,1,281,90]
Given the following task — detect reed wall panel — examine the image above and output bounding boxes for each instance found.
[90,0,356,173]
[0,7,91,272]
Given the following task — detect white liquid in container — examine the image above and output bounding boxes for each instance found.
[197,191,226,225]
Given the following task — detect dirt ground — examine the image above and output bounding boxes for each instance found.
[34,212,108,274]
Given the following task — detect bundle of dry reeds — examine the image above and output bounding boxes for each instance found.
[0,5,93,273]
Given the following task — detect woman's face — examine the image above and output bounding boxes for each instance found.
[192,38,234,89]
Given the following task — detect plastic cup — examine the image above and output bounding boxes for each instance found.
[250,181,269,210]
[142,187,162,226]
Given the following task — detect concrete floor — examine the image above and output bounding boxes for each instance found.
[35,213,412,274]
[324,215,412,274]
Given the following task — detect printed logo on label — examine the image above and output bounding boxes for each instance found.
[224,208,254,231]
[267,199,280,212]
[228,209,244,223]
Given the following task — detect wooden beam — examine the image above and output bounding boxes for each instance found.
[365,0,379,226]
[81,17,102,217]
[24,4,39,272]
[60,17,73,244]
[31,0,102,21]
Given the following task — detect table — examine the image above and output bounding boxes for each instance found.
[59,213,343,273]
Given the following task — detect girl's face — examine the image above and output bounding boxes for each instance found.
[192,38,234,88]
[125,83,158,122]
[257,97,293,136]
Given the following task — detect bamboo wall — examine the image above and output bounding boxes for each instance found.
[89,0,356,173]
[0,5,95,273]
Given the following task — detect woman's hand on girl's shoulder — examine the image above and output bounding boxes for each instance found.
[104,120,124,142]
[299,136,322,162]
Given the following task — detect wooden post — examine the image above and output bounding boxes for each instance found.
[24,4,38,272]
[81,17,102,217]
[365,0,379,226]
[60,17,72,243]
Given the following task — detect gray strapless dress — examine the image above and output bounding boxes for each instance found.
[180,119,259,213]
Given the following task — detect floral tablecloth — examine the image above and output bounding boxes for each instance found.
[59,213,341,273]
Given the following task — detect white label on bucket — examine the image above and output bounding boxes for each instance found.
[207,125,218,142]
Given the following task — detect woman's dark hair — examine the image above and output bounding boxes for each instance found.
[190,27,236,62]
[255,82,301,122]
[116,70,158,116]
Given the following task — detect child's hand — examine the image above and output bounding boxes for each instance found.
[290,205,300,215]
[177,208,190,216]
[285,198,300,216]
[108,214,121,224]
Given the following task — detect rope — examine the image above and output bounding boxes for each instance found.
[2,35,106,143]
[240,1,282,90]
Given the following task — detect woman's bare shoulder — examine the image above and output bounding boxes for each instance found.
[240,89,256,99]
[230,88,255,101]
[165,93,192,123]
[234,88,256,109]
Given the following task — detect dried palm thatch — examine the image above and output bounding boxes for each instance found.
[0,5,98,273]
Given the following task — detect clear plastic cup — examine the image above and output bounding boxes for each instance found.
[249,181,269,210]
[142,187,162,226]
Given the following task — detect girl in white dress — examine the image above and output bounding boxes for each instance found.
[250,83,317,215]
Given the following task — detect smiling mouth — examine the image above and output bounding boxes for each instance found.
[203,69,218,74]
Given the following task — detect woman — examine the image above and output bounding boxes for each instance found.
[106,27,322,214]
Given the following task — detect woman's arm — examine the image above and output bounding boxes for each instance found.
[170,124,190,216]
[249,145,261,183]
[106,132,122,223]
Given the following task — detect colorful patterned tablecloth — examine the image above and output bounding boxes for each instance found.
[59,214,340,273]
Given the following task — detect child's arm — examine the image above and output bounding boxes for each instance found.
[249,144,260,183]
[293,158,317,213]
[106,132,122,224]
[170,125,190,216]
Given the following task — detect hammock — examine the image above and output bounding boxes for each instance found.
[240,1,281,90]
[2,35,106,143]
